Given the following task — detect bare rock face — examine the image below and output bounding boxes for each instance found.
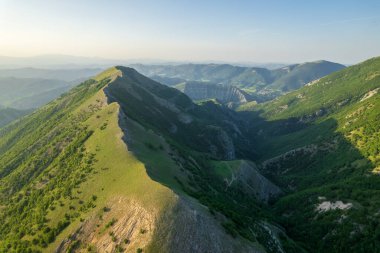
[237,161,282,202]
[56,197,157,253]
[56,196,264,253]
[316,200,353,213]
[217,128,236,160]
[224,161,282,202]
[206,126,236,160]
[183,82,252,104]
[149,197,264,253]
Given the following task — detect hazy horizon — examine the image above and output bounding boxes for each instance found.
[1,0,380,64]
[0,53,366,66]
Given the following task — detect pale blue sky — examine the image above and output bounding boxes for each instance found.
[1,0,379,63]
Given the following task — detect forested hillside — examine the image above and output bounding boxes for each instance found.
[238,56,380,252]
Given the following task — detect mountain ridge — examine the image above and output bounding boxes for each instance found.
[0,56,379,252]
[0,66,285,252]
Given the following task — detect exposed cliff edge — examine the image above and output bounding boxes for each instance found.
[56,195,263,253]
[183,81,253,105]
[229,161,282,202]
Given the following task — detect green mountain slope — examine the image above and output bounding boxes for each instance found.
[0,67,291,253]
[238,56,380,252]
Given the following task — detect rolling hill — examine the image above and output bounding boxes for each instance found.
[268,60,346,91]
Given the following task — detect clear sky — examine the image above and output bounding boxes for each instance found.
[1,0,379,63]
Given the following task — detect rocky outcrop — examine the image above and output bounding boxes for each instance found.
[205,126,236,160]
[183,82,252,104]
[149,197,264,253]
[360,87,379,102]
[56,194,264,253]
[316,200,353,213]
[216,128,236,160]
[55,197,157,253]
[224,161,282,202]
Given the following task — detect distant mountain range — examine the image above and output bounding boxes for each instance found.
[0,55,117,69]
[0,54,289,69]
[0,77,72,109]
[0,68,101,127]
[0,107,32,127]
[0,67,102,81]
[0,59,345,128]
[131,60,346,102]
